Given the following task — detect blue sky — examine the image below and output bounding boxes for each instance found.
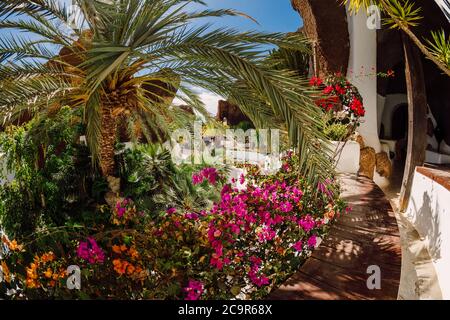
[196,0,303,33]
[184,0,304,115]
[0,0,303,115]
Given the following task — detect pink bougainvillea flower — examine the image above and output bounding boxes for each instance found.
[317,182,326,193]
[292,241,303,252]
[185,212,199,220]
[210,257,223,270]
[184,279,204,300]
[117,207,126,218]
[77,237,105,264]
[307,235,317,248]
[239,173,245,185]
[192,173,203,185]
[248,257,270,287]
[166,207,177,215]
[115,200,126,218]
[279,201,293,213]
[192,167,219,185]
[298,215,316,232]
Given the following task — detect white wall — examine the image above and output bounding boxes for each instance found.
[346,8,381,152]
[405,170,450,299]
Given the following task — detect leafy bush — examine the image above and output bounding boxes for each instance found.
[118,144,229,217]
[324,123,350,141]
[0,151,346,300]
[0,107,106,238]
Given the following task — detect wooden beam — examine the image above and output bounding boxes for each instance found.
[399,34,428,212]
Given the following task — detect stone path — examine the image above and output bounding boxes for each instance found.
[269,174,402,300]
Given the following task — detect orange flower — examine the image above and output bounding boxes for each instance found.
[44,268,53,279]
[113,259,121,268]
[8,239,24,252]
[128,247,139,259]
[59,269,66,278]
[126,264,136,275]
[26,263,38,279]
[41,252,56,263]
[120,244,127,252]
[26,262,40,288]
[113,259,128,275]
[26,278,39,289]
[112,245,122,254]
[324,209,335,220]
[324,204,336,220]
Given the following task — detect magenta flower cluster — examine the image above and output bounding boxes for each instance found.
[248,256,270,287]
[192,167,219,185]
[317,178,334,199]
[76,237,105,264]
[116,199,130,218]
[183,279,204,300]
[204,177,325,288]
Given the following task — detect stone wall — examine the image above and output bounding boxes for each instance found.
[216,100,252,126]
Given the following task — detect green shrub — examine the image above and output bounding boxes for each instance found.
[1,152,346,300]
[324,123,349,141]
[0,107,106,238]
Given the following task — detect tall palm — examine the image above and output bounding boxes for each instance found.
[0,0,333,188]
[344,0,450,76]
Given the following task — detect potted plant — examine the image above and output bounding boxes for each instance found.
[310,73,365,174]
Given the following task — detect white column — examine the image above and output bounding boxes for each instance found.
[347,9,381,153]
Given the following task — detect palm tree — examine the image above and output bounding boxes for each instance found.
[0,0,333,191]
[344,0,450,76]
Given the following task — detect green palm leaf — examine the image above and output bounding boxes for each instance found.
[0,0,333,183]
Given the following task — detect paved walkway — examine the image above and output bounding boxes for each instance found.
[269,174,402,300]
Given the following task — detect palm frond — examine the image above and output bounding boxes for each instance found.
[0,0,334,182]
[383,0,422,29]
[426,30,450,69]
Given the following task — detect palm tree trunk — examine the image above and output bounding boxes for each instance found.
[99,104,117,177]
[399,34,428,212]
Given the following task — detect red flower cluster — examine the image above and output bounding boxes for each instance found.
[350,98,365,117]
[309,73,365,119]
[315,96,340,112]
[309,76,323,87]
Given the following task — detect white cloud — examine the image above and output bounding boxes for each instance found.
[173,89,224,117]
[199,91,223,116]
